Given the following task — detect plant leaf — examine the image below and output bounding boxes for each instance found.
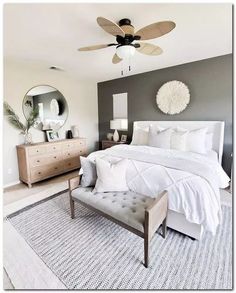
[3,101,26,131]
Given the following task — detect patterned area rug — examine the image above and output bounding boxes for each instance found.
[7,192,232,289]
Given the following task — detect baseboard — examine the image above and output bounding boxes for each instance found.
[3,181,21,189]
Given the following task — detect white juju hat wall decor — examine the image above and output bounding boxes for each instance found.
[156,80,190,115]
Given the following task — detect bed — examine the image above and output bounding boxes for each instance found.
[87,121,229,240]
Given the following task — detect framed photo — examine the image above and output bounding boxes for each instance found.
[121,134,127,142]
[46,130,59,142]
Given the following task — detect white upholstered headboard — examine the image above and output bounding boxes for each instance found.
[133,121,225,164]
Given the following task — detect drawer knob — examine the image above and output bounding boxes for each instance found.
[37,160,40,163]
[37,150,39,152]
[54,167,58,170]
[54,156,57,159]
[68,163,71,166]
[38,172,41,174]
[68,153,70,156]
[53,147,56,149]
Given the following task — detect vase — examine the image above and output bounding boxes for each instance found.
[71,125,79,138]
[113,129,119,142]
[24,132,32,145]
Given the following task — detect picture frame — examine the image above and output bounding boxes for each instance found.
[46,130,60,142]
[121,134,127,142]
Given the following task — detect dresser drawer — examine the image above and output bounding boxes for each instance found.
[63,141,77,149]
[28,146,47,156]
[63,140,86,150]
[77,140,86,148]
[30,164,63,181]
[63,158,80,170]
[63,148,86,159]
[46,144,62,153]
[29,153,62,167]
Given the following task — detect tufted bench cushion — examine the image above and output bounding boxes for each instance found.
[71,187,156,232]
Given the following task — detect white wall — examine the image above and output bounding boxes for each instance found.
[3,59,99,187]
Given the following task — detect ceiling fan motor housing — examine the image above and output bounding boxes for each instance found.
[118,18,135,37]
[119,18,131,26]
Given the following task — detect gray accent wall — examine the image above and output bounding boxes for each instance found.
[98,54,232,175]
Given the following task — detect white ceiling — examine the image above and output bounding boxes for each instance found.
[4,3,232,82]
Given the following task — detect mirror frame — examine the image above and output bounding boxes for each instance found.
[22,84,69,131]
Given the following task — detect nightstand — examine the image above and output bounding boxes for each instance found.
[101,140,128,150]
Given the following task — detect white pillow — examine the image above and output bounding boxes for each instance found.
[177,127,213,152]
[171,130,188,151]
[131,126,149,145]
[185,128,208,154]
[94,158,129,193]
[80,156,97,187]
[148,126,173,149]
[206,132,213,151]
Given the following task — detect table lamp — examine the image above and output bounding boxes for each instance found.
[110,119,128,142]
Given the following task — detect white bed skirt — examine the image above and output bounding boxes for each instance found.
[167,210,202,240]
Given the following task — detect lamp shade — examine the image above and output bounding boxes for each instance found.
[110,119,121,130]
[116,45,135,59]
[110,119,128,130]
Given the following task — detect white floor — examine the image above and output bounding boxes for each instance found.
[3,174,232,289]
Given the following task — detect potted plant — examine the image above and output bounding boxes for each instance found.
[3,101,39,144]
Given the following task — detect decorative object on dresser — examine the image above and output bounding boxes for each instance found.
[46,130,60,142]
[101,140,127,150]
[106,133,113,141]
[110,118,128,142]
[121,134,127,142]
[16,138,86,188]
[3,101,39,145]
[66,130,73,139]
[156,80,190,115]
[22,85,68,131]
[71,125,79,138]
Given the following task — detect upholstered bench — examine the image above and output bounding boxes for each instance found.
[69,175,168,268]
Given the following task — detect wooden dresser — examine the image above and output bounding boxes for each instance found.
[16,138,86,187]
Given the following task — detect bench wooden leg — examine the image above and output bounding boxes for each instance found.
[144,235,149,268]
[70,197,75,219]
[162,218,167,238]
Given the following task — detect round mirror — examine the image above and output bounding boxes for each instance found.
[23,85,68,131]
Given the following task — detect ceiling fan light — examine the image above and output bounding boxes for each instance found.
[116,45,135,59]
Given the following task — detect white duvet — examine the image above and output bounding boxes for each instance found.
[87,145,230,234]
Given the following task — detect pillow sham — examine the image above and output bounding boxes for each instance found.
[206,132,213,151]
[94,158,129,193]
[131,126,149,145]
[80,156,97,187]
[148,126,173,149]
[171,130,188,151]
[185,128,208,154]
[177,127,213,154]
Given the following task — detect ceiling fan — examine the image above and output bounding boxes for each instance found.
[78,17,176,66]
